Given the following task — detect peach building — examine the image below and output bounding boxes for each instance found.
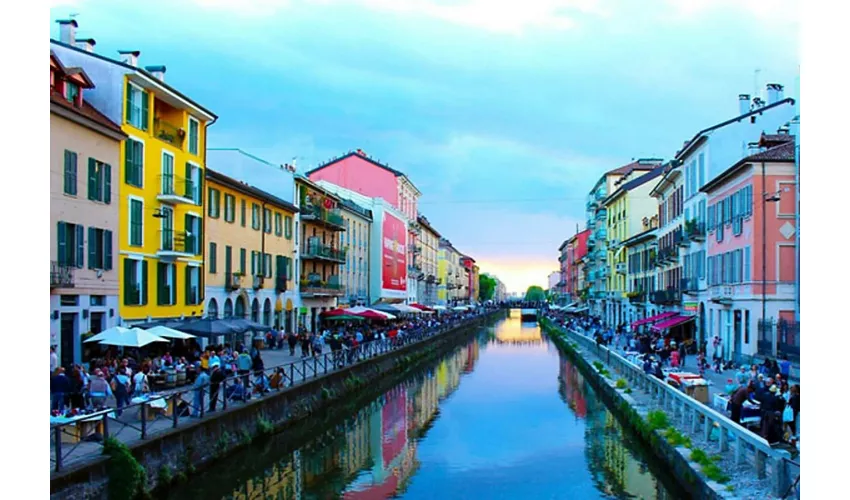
[50,51,127,367]
[701,133,798,361]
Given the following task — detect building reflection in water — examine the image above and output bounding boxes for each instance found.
[226,337,481,500]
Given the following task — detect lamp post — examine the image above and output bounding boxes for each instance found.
[761,161,782,358]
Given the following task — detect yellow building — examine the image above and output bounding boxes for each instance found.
[439,238,464,305]
[437,248,448,305]
[294,176,347,332]
[338,199,372,307]
[204,169,298,331]
[472,264,480,303]
[602,166,665,328]
[51,25,218,323]
[417,215,441,305]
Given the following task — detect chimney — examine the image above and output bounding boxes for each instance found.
[738,94,750,115]
[76,38,96,53]
[752,97,765,109]
[56,19,78,45]
[747,142,762,154]
[766,83,784,105]
[145,65,166,82]
[118,50,140,67]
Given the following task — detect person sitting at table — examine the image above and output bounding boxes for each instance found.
[227,378,246,401]
[89,370,113,408]
[209,351,222,370]
[653,361,664,380]
[730,383,756,425]
[253,372,270,395]
[163,352,173,366]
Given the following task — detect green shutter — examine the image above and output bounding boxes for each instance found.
[171,264,179,305]
[104,164,112,204]
[276,255,285,277]
[88,158,97,201]
[240,248,246,274]
[184,162,193,199]
[241,200,246,227]
[141,259,149,305]
[225,246,232,275]
[141,91,149,131]
[157,263,167,305]
[124,142,132,185]
[198,168,205,206]
[184,265,191,305]
[104,230,113,270]
[136,141,144,186]
[207,188,214,217]
[287,257,292,280]
[123,258,133,305]
[196,218,203,256]
[125,81,132,124]
[184,213,192,253]
[76,225,84,268]
[251,251,256,276]
[57,222,67,266]
[88,227,96,269]
[209,242,217,273]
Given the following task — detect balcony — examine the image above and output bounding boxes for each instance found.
[709,285,734,304]
[153,118,185,148]
[226,272,243,291]
[157,174,196,205]
[651,288,682,305]
[684,219,706,242]
[300,276,345,297]
[627,291,646,303]
[675,229,688,247]
[301,240,346,263]
[681,277,700,295]
[615,262,627,274]
[656,246,678,265]
[300,205,345,231]
[594,227,607,239]
[157,230,196,259]
[50,261,74,289]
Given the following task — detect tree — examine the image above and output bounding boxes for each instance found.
[525,285,545,302]
[479,274,497,301]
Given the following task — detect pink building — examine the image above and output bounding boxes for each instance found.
[701,134,798,361]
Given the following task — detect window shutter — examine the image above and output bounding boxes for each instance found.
[104,230,113,270]
[57,222,67,266]
[123,258,132,305]
[708,205,714,231]
[184,213,192,253]
[717,223,724,242]
[276,255,285,277]
[124,142,132,185]
[157,263,166,305]
[88,227,96,269]
[141,259,149,305]
[197,168,205,205]
[241,199,246,227]
[747,186,753,215]
[185,162,193,199]
[171,265,179,304]
[76,225,85,268]
[208,188,214,217]
[141,91,149,131]
[744,247,751,281]
[104,164,112,204]
[240,248,246,274]
[209,242,217,273]
[196,218,203,256]
[251,251,256,276]
[185,265,191,305]
[225,246,232,275]
[125,82,132,123]
[88,158,97,200]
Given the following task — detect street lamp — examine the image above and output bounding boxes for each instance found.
[762,184,781,358]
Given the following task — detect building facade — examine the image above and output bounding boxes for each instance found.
[701,134,797,361]
[623,224,658,325]
[52,21,218,324]
[678,87,797,348]
[339,199,372,307]
[204,169,298,333]
[50,52,126,368]
[417,215,441,305]
[294,176,346,332]
[548,271,561,293]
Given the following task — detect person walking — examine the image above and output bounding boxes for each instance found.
[288,333,298,356]
[237,350,252,400]
[50,368,71,412]
[111,369,131,416]
[208,365,225,412]
[192,369,210,417]
[88,370,112,408]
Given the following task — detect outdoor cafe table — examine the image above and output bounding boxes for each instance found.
[131,394,170,420]
[50,411,115,444]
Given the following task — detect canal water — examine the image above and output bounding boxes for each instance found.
[168,311,686,499]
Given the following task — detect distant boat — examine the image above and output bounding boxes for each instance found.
[520,308,538,321]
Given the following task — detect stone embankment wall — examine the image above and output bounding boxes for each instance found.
[51,310,506,500]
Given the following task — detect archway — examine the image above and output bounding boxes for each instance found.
[223,298,233,318]
[206,298,219,319]
[235,295,246,319]
[251,298,260,322]
[263,298,272,326]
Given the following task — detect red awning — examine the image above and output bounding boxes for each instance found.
[631,311,676,329]
[650,315,695,333]
[409,303,435,312]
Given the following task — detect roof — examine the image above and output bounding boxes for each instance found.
[50,39,217,121]
[700,140,796,194]
[206,169,299,213]
[675,97,796,160]
[50,89,126,139]
[417,215,441,238]
[338,198,372,220]
[590,159,659,193]
[305,150,421,194]
[603,165,666,205]
[622,228,658,247]
[294,174,342,201]
[649,161,684,197]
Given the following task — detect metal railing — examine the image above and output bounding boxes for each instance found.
[157,174,196,203]
[300,205,345,229]
[153,118,184,148]
[300,282,346,297]
[544,318,794,497]
[301,241,346,263]
[50,261,75,288]
[50,310,500,473]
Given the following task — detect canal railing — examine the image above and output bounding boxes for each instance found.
[544,318,795,497]
[50,309,500,474]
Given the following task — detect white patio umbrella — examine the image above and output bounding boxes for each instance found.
[393,304,423,314]
[144,325,196,340]
[452,306,468,311]
[97,328,170,348]
[347,306,397,320]
[83,326,135,343]
[432,305,447,311]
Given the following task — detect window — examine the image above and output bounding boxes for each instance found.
[285,215,293,239]
[744,246,751,281]
[125,83,148,131]
[225,246,232,274]
[185,265,201,305]
[209,242,217,274]
[224,194,235,223]
[716,222,723,242]
[160,206,174,250]
[240,248,246,274]
[185,163,202,204]
[274,212,282,236]
[157,262,177,305]
[252,203,260,230]
[208,188,221,218]
[698,153,705,188]
[264,253,272,278]
[65,82,79,103]
[184,214,202,254]
[188,117,200,155]
[87,159,112,204]
[745,185,753,216]
[129,198,143,247]
[124,139,144,187]
[63,150,78,195]
[240,199,246,227]
[744,310,750,344]
[87,228,113,270]
[123,258,148,306]
[263,208,272,233]
[57,222,84,268]
[251,251,260,275]
[161,152,175,195]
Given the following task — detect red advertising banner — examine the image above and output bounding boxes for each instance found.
[382,212,407,292]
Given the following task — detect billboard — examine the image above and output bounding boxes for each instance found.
[381,212,407,294]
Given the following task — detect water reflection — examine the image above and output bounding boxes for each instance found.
[173,313,684,500]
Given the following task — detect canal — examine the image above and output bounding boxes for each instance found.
[167,311,686,499]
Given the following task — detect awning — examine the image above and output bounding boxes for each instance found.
[631,311,677,329]
[650,315,695,333]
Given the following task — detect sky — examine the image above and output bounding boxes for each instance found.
[49,0,799,294]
